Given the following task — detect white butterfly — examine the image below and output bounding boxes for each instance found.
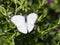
[11,13,38,34]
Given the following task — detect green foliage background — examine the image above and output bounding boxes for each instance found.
[0,0,60,45]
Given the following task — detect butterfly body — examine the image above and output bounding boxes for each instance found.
[25,16,27,22]
[11,13,38,34]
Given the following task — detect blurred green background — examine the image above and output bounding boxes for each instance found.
[0,0,60,45]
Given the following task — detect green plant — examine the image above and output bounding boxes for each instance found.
[0,0,60,45]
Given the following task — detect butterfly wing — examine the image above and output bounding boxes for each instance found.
[11,15,27,34]
[27,13,38,32]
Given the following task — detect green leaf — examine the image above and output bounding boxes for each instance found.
[0,6,6,16]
